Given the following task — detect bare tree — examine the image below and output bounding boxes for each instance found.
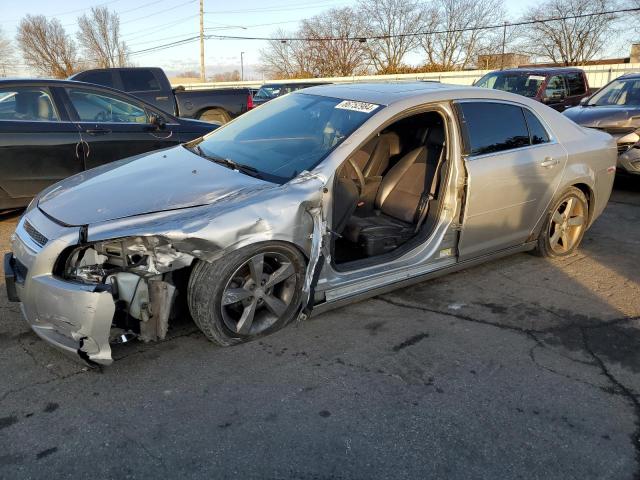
[16,15,79,78]
[519,0,618,65]
[300,7,369,77]
[260,29,315,79]
[77,7,129,68]
[358,0,425,74]
[261,8,369,79]
[0,28,14,77]
[421,0,506,70]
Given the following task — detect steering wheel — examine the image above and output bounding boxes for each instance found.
[347,157,366,195]
[94,111,108,122]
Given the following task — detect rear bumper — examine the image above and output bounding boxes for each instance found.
[8,209,115,365]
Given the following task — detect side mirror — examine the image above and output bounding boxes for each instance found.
[579,96,589,106]
[150,114,166,130]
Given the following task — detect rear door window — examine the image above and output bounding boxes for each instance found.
[0,87,59,122]
[544,75,567,99]
[523,108,550,145]
[121,70,161,92]
[458,102,531,156]
[565,72,586,96]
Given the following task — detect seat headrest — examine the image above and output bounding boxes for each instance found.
[38,96,52,120]
[426,127,445,147]
[381,132,401,156]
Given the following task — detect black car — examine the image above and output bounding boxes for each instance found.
[253,82,330,107]
[0,79,217,210]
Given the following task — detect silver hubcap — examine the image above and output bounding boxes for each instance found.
[549,196,585,254]
[221,252,297,335]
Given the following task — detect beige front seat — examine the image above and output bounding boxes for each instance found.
[343,127,445,256]
[37,96,54,120]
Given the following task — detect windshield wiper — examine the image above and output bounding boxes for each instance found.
[190,145,262,178]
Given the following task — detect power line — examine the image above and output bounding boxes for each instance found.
[203,0,341,15]
[205,6,638,42]
[120,0,197,25]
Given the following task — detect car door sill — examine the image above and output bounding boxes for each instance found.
[311,242,536,316]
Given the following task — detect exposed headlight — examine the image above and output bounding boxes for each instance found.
[64,236,194,284]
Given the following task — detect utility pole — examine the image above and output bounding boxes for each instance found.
[241,52,245,81]
[200,0,205,82]
[500,22,507,70]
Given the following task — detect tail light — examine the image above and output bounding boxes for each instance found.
[247,93,254,110]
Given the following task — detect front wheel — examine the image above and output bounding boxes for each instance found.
[535,186,588,257]
[187,242,306,346]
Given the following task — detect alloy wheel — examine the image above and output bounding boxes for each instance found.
[548,195,586,254]
[220,252,298,336]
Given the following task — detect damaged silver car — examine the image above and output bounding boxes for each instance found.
[5,82,617,365]
[564,72,640,175]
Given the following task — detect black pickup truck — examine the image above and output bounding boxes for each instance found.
[70,67,253,124]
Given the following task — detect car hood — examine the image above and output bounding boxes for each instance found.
[38,146,272,226]
[564,105,640,131]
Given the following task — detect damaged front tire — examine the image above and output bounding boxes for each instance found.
[187,242,306,346]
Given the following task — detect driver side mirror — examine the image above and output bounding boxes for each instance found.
[543,91,565,104]
[149,114,166,130]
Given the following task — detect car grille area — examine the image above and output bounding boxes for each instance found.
[23,220,48,247]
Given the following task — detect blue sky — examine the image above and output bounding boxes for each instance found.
[0,0,572,78]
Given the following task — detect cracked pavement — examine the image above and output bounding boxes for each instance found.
[0,177,639,479]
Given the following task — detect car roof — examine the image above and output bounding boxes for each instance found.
[0,77,119,89]
[497,67,584,74]
[298,81,468,106]
[0,78,176,118]
[619,72,640,80]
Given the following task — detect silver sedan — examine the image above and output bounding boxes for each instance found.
[5,82,617,365]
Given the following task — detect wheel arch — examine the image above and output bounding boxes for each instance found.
[196,106,232,122]
[571,182,595,225]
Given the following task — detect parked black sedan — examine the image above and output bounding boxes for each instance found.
[0,79,217,210]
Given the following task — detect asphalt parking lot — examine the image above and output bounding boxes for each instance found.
[0,178,638,480]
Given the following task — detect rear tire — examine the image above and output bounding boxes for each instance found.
[187,242,306,346]
[198,108,230,124]
[534,186,588,258]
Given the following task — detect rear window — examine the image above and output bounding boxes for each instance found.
[458,102,531,156]
[0,87,59,122]
[121,70,161,92]
[77,70,113,87]
[523,108,550,145]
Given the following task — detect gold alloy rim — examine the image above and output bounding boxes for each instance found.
[548,196,586,254]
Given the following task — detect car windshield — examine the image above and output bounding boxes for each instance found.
[475,72,545,98]
[191,93,380,183]
[588,78,640,106]
[254,86,282,99]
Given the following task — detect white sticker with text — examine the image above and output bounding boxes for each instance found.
[335,100,380,113]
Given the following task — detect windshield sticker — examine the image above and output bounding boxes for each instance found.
[528,75,546,81]
[335,100,380,113]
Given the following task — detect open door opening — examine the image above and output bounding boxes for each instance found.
[331,109,450,269]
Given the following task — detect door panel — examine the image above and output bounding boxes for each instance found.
[459,144,567,259]
[456,101,567,259]
[0,122,83,199]
[64,86,180,169]
[0,86,82,202]
[78,122,178,170]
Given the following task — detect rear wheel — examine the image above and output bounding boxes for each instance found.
[187,242,306,346]
[198,108,230,124]
[535,187,588,257]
